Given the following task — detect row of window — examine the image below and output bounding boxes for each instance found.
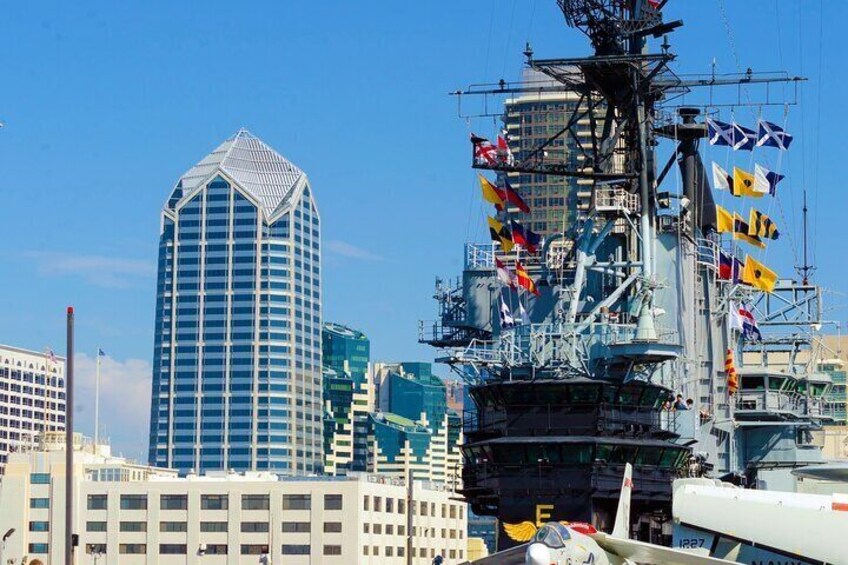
[86,493,342,511]
[77,544,340,556]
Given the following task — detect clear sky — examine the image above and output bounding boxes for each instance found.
[1,1,845,460]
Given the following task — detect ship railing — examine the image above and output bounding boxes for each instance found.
[736,390,803,415]
[418,319,471,343]
[695,237,720,271]
[465,243,497,269]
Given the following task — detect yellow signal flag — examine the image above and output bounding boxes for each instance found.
[732,167,764,198]
[716,205,734,233]
[742,255,778,293]
[487,216,515,253]
[478,175,505,209]
[748,208,780,240]
[733,213,766,249]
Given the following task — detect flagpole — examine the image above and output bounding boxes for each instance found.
[94,349,100,447]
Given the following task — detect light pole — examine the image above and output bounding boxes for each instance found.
[0,528,15,565]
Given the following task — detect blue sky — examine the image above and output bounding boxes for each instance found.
[1,1,845,459]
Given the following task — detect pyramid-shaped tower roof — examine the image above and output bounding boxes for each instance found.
[171,129,305,216]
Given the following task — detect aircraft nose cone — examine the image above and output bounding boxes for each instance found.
[526,543,553,565]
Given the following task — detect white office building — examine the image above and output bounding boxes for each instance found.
[0,433,468,565]
[0,344,66,473]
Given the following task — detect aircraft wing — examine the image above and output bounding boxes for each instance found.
[592,533,739,565]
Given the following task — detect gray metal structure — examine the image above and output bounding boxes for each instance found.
[424,0,832,550]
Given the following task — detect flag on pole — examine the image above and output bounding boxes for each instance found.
[733,213,766,248]
[732,167,763,198]
[495,258,516,288]
[517,301,530,325]
[706,118,735,147]
[471,133,498,166]
[497,130,514,166]
[509,220,542,253]
[515,260,540,296]
[478,175,505,210]
[45,348,57,363]
[748,208,780,240]
[756,120,794,150]
[502,180,530,213]
[742,255,778,292]
[712,162,732,191]
[732,122,757,151]
[98,348,106,357]
[725,348,739,395]
[487,216,515,252]
[753,164,785,196]
[499,297,515,329]
[715,205,734,233]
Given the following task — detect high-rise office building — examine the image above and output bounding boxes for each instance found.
[0,344,66,472]
[372,363,462,484]
[148,129,322,475]
[321,322,373,474]
[502,68,602,237]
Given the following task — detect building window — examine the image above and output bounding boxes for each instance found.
[120,521,147,532]
[373,524,382,535]
[386,546,394,557]
[324,545,342,555]
[281,522,310,533]
[30,473,50,484]
[205,544,228,555]
[160,494,188,510]
[374,496,382,512]
[240,545,269,555]
[119,544,146,554]
[28,521,49,532]
[363,545,369,556]
[323,522,342,533]
[386,498,394,513]
[120,495,147,510]
[374,546,380,556]
[363,523,370,534]
[29,498,49,509]
[88,494,107,510]
[282,494,311,510]
[323,494,342,511]
[86,521,107,532]
[363,495,369,511]
[28,543,48,554]
[201,494,228,510]
[398,499,406,514]
[242,494,269,510]
[160,521,188,532]
[241,522,269,533]
[200,521,228,532]
[86,544,106,555]
[398,546,405,557]
[386,524,394,535]
[160,544,187,554]
[282,545,310,555]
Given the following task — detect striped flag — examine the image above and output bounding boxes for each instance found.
[725,348,739,395]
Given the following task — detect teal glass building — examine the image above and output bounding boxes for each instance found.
[321,322,370,473]
[148,130,322,475]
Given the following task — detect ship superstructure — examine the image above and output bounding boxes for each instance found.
[421,0,835,550]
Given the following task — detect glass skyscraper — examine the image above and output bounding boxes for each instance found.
[321,322,371,474]
[147,129,322,475]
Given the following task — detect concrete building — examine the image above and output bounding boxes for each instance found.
[147,129,322,475]
[0,433,468,565]
[0,344,65,473]
[321,323,373,475]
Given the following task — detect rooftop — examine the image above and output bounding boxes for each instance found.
[170,128,304,217]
